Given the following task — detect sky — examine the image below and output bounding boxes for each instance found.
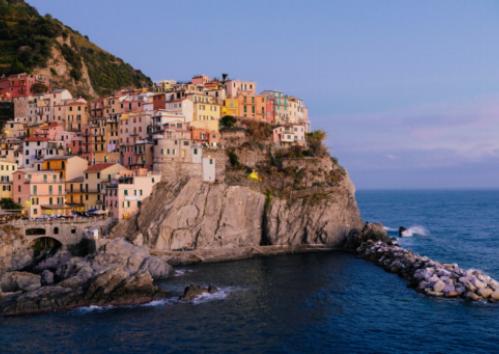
[28,0,499,189]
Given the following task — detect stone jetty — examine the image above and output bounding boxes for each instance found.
[349,224,499,302]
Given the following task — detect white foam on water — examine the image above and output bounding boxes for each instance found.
[76,304,114,314]
[191,287,234,305]
[383,226,397,232]
[401,225,429,237]
[141,297,177,307]
[174,269,193,277]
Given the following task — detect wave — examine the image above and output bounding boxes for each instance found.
[174,269,193,277]
[76,304,114,314]
[75,287,237,314]
[191,287,235,305]
[383,225,429,237]
[75,297,178,314]
[400,225,429,237]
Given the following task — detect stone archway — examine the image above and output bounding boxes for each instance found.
[32,237,62,259]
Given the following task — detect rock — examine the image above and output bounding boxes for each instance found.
[0,238,171,315]
[478,287,493,299]
[179,284,218,301]
[398,226,407,236]
[433,280,446,294]
[459,276,477,292]
[464,291,481,301]
[0,272,41,292]
[471,277,487,290]
[41,270,54,286]
[490,290,499,301]
[115,172,363,253]
[141,257,173,280]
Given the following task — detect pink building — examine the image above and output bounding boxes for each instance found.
[12,169,67,217]
[103,169,160,220]
[0,73,49,99]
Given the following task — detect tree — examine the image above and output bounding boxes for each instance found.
[306,130,327,156]
[220,115,236,129]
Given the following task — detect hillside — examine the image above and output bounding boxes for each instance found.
[0,0,152,98]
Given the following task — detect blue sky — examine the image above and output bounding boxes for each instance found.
[28,0,499,189]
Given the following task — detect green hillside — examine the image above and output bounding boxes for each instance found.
[0,0,152,97]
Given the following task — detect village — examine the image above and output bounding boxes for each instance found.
[0,73,311,221]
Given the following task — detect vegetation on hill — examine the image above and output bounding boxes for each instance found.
[0,0,152,97]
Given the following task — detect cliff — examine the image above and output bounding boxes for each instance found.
[116,126,363,261]
[0,0,151,97]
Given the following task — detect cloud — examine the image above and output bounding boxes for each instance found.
[323,93,499,163]
[314,93,499,188]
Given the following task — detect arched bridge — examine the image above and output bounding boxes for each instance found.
[9,217,113,247]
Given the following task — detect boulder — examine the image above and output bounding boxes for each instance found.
[490,290,499,301]
[179,284,218,301]
[478,287,493,299]
[141,256,173,280]
[464,291,481,301]
[0,272,41,292]
[433,280,446,293]
[41,270,54,286]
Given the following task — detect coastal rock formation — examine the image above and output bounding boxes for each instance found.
[119,168,361,256]
[0,225,33,274]
[179,284,218,301]
[348,226,499,302]
[0,238,172,316]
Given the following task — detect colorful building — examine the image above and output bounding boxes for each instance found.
[83,163,131,211]
[103,169,160,220]
[12,169,68,217]
[0,73,49,100]
[0,160,17,200]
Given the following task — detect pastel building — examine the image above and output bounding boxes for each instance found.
[22,137,48,168]
[225,80,256,98]
[0,160,17,200]
[12,169,67,217]
[0,73,49,100]
[103,169,160,220]
[238,95,274,122]
[272,124,307,146]
[41,156,88,181]
[83,163,131,211]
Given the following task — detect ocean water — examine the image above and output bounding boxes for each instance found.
[1,190,499,353]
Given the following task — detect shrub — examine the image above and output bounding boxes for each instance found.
[306,130,327,156]
[220,115,236,129]
[227,149,240,167]
[0,198,22,210]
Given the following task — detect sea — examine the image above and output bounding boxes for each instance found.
[1,190,498,353]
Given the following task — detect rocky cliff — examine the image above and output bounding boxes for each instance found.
[118,151,362,259]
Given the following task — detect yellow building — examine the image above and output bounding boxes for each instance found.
[65,176,85,212]
[0,160,17,200]
[188,95,221,131]
[41,156,89,211]
[222,98,239,117]
[41,156,88,181]
[83,163,131,211]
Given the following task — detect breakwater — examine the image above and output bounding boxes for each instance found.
[356,238,499,302]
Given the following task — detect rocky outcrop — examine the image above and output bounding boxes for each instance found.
[0,238,172,316]
[348,226,499,302]
[120,169,362,255]
[0,225,33,274]
[179,284,218,301]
